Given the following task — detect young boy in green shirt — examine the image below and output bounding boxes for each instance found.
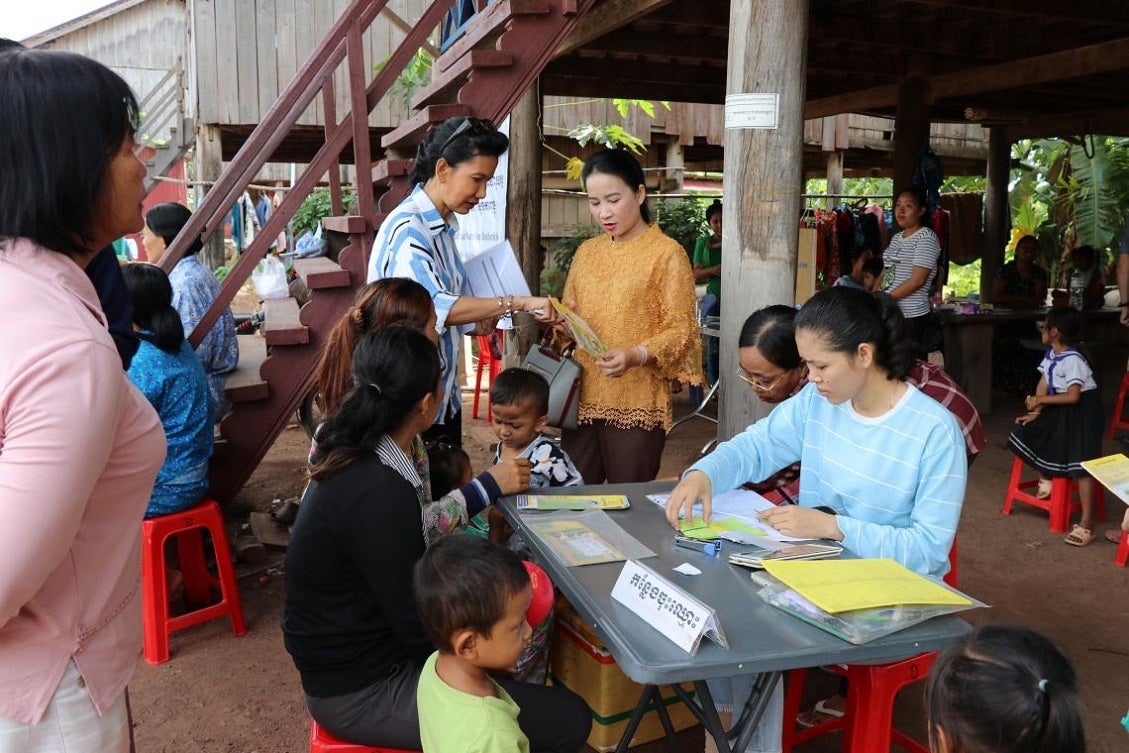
[414,536,535,753]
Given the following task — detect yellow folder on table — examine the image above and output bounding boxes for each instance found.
[762,558,971,614]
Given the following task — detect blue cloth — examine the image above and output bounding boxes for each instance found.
[690,382,966,578]
[169,256,239,416]
[128,338,213,517]
[368,185,473,423]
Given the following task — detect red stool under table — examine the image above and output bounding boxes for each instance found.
[141,499,247,664]
[472,333,502,421]
[1107,371,1129,441]
[309,720,420,753]
[1115,530,1129,568]
[1001,456,1105,534]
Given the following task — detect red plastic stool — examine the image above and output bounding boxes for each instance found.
[309,720,419,753]
[1108,371,1129,440]
[523,560,555,627]
[782,546,959,753]
[1115,530,1129,567]
[141,499,247,664]
[1001,456,1104,533]
[472,333,503,421]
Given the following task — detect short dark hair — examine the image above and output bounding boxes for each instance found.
[0,48,139,256]
[861,258,885,278]
[491,367,550,415]
[705,199,722,221]
[738,306,800,370]
[582,149,652,224]
[794,287,915,380]
[145,203,203,256]
[425,440,471,499]
[925,625,1085,753]
[1044,306,1084,349]
[122,263,185,352]
[410,116,509,186]
[414,535,530,653]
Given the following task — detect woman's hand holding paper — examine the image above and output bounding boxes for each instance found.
[665,470,712,529]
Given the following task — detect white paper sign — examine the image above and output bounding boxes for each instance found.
[611,559,728,655]
[454,116,510,259]
[724,93,779,130]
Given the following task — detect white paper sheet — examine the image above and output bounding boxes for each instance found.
[462,239,531,300]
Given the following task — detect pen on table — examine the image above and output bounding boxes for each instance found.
[777,488,798,506]
[674,534,719,556]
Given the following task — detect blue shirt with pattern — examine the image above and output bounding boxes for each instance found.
[367,185,473,422]
[127,337,213,517]
[169,255,239,416]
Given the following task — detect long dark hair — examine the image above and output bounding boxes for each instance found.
[309,326,440,481]
[410,116,509,186]
[794,288,915,380]
[925,625,1085,753]
[0,48,139,256]
[145,202,203,256]
[581,149,652,224]
[313,278,435,416]
[122,263,184,353]
[738,305,800,370]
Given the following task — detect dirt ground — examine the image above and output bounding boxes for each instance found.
[128,387,1129,753]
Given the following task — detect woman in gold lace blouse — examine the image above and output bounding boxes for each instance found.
[560,149,703,483]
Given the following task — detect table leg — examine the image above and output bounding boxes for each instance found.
[730,672,781,753]
[614,685,664,753]
[671,682,732,753]
[942,323,994,415]
[653,689,679,753]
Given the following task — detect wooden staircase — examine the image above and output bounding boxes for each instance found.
[155,0,596,506]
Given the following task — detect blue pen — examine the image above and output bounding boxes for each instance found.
[674,534,719,556]
[778,488,798,506]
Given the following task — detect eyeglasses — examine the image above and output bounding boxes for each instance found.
[736,367,785,393]
[437,117,497,155]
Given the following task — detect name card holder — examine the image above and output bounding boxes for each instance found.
[610,559,728,655]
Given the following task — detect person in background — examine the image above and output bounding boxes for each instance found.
[414,535,540,753]
[142,202,239,418]
[0,46,165,752]
[123,263,213,517]
[991,234,1049,394]
[1116,215,1129,326]
[833,246,874,291]
[367,116,557,447]
[860,257,885,292]
[1059,244,1106,310]
[425,441,473,501]
[992,234,1048,308]
[924,626,1085,753]
[693,200,723,386]
[561,149,703,483]
[881,186,941,358]
[283,327,588,752]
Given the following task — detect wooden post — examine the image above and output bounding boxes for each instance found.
[892,74,931,194]
[195,123,226,271]
[719,0,810,440]
[826,150,843,205]
[504,84,543,366]
[980,125,1011,303]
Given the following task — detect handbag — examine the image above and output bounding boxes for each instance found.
[520,339,581,430]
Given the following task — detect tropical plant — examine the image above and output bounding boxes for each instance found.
[375,48,433,115]
[293,187,357,239]
[654,197,712,259]
[540,224,597,298]
[545,99,671,181]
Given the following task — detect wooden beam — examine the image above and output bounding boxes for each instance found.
[557,0,676,56]
[806,36,1129,119]
[1012,105,1129,139]
[540,76,726,104]
[903,0,1122,25]
[574,28,728,62]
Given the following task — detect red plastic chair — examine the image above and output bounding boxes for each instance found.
[782,544,960,753]
[472,334,502,421]
[141,499,247,664]
[1001,456,1104,533]
[309,721,419,753]
[1107,371,1129,440]
[1115,530,1129,568]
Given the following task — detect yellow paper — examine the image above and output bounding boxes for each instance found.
[517,494,630,511]
[1082,454,1129,505]
[681,517,765,540]
[550,298,607,355]
[762,558,971,614]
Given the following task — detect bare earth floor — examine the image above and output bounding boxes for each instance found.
[129,389,1129,753]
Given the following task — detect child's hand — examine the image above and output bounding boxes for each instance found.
[1024,394,1040,411]
[1016,412,1040,425]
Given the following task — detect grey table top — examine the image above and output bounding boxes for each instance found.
[500,482,972,686]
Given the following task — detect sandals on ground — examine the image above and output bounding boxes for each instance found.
[1064,524,1094,547]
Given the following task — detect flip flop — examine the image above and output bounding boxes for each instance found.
[1064,524,1094,547]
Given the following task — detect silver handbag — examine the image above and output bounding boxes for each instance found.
[520,342,581,430]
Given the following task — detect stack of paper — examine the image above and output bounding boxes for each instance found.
[762,558,972,613]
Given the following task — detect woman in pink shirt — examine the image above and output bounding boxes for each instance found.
[0,48,165,752]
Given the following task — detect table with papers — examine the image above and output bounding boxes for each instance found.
[500,482,972,753]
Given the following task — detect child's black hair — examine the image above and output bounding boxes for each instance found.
[491,367,550,416]
[1044,306,1084,349]
[426,440,471,500]
[925,625,1085,753]
[122,263,184,353]
[861,257,885,278]
[413,535,530,653]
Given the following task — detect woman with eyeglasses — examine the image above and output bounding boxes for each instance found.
[368,116,558,447]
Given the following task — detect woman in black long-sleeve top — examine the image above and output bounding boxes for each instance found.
[283,327,589,751]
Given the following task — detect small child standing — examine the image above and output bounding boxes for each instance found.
[490,368,583,488]
[924,625,1084,753]
[414,535,534,753]
[426,441,473,499]
[1007,306,1105,546]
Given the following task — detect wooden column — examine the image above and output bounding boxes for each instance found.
[195,123,226,271]
[504,84,543,366]
[980,125,1011,302]
[664,139,685,193]
[892,74,931,193]
[826,150,843,205]
[719,0,810,440]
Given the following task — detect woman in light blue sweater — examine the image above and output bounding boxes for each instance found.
[667,287,965,578]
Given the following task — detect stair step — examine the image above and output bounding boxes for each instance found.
[294,257,351,290]
[262,297,309,346]
[321,215,369,234]
[411,50,513,110]
[438,0,551,72]
[371,158,414,186]
[380,104,470,155]
[225,335,269,403]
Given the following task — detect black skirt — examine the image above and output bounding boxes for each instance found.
[1007,389,1104,478]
